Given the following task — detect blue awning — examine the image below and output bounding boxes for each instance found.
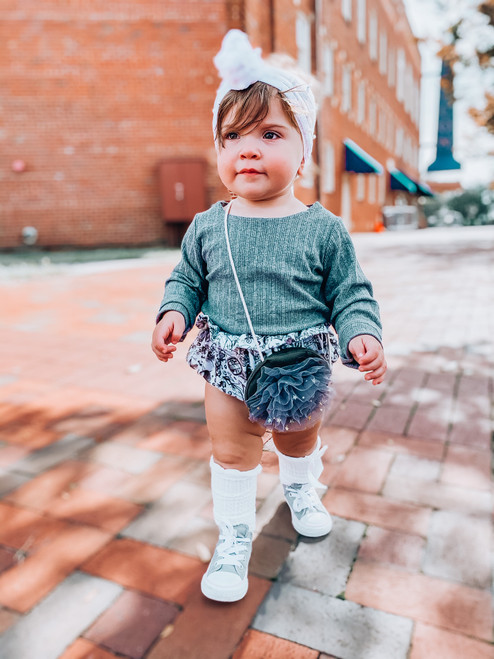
[344,139,383,174]
[389,169,417,193]
[414,180,435,197]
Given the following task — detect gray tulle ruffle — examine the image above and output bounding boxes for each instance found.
[246,357,332,432]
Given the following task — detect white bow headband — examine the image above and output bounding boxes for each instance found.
[212,30,317,161]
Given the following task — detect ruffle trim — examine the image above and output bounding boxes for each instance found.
[246,357,332,432]
[196,313,338,363]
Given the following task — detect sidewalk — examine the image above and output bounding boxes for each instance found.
[0,225,492,659]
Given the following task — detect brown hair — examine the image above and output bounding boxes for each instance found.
[215,81,300,147]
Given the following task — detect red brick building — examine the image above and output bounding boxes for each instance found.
[316,0,422,231]
[1,0,422,248]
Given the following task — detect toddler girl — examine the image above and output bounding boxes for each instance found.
[152,30,386,602]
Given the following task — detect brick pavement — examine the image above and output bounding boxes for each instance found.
[0,226,492,658]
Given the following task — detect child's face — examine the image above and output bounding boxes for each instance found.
[216,96,305,207]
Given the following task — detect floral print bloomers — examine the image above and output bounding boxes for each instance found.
[186,313,339,403]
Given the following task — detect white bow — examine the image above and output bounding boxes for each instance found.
[212,30,317,162]
[213,30,265,91]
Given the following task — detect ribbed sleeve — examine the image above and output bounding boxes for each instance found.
[322,221,382,366]
[157,218,208,331]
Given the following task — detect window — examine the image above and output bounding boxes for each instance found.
[411,139,417,168]
[369,11,378,61]
[368,175,376,203]
[396,48,405,102]
[322,142,335,194]
[414,82,420,127]
[356,174,365,201]
[379,31,387,75]
[342,65,352,113]
[403,135,409,165]
[342,0,352,22]
[388,47,395,87]
[323,43,334,97]
[296,13,312,73]
[357,0,366,43]
[369,98,376,134]
[379,172,386,204]
[395,127,403,157]
[410,74,419,124]
[407,69,415,117]
[387,115,394,151]
[378,107,386,145]
[404,64,412,114]
[357,80,366,124]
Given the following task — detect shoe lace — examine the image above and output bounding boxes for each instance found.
[214,522,251,569]
[286,483,322,514]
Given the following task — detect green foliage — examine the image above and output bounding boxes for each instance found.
[421,197,442,219]
[423,186,494,226]
[447,188,492,224]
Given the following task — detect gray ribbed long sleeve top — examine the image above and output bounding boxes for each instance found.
[158,201,382,366]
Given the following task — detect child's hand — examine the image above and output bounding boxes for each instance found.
[348,335,387,385]
[151,311,186,363]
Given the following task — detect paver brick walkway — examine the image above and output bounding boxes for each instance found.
[0,225,492,658]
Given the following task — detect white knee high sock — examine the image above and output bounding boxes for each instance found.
[275,436,327,486]
[210,457,261,531]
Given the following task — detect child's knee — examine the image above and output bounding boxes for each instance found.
[210,424,264,469]
[272,424,320,457]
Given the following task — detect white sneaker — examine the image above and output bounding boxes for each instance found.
[283,483,333,537]
[201,522,253,602]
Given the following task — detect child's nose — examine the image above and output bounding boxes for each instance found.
[239,136,261,159]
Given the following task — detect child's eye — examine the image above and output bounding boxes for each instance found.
[263,131,280,140]
[224,131,239,141]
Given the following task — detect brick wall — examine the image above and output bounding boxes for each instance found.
[318,0,421,231]
[1,0,421,247]
[0,1,228,248]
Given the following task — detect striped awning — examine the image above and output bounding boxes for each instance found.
[344,139,383,174]
[414,180,435,197]
[389,169,417,193]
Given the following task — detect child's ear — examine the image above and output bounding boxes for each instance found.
[297,158,305,177]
